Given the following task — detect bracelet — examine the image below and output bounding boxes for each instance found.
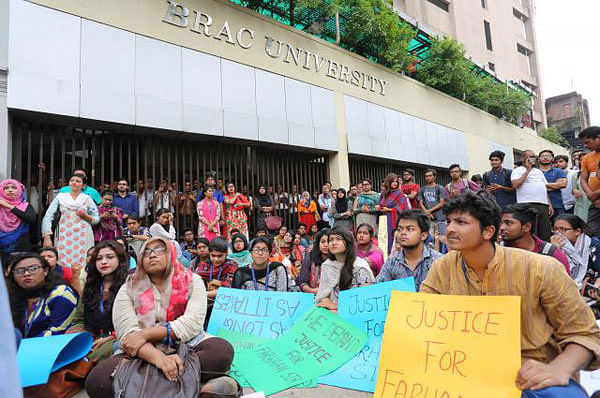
[164,322,173,347]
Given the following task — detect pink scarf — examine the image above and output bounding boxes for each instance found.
[126,237,193,329]
[0,179,29,233]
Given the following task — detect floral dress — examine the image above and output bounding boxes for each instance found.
[42,192,99,269]
[223,194,250,239]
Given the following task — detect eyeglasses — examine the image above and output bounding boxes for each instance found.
[14,265,44,276]
[142,246,167,258]
[552,227,574,234]
[252,248,270,254]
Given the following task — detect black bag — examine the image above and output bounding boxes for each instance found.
[112,344,200,398]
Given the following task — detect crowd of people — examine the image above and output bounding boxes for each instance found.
[3,127,600,397]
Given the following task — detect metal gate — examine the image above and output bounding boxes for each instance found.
[11,119,329,235]
[349,156,450,188]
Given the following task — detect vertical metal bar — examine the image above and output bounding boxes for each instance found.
[38,128,44,218]
[26,126,32,190]
[110,135,115,185]
[49,129,55,184]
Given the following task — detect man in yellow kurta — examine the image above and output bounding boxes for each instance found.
[421,192,600,397]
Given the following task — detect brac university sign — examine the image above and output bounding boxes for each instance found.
[162,0,388,96]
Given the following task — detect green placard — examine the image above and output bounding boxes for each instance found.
[235,306,368,395]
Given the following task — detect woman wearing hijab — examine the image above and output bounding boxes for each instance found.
[253,185,274,232]
[227,233,252,267]
[42,173,99,271]
[85,237,236,397]
[316,227,374,313]
[329,188,352,231]
[0,179,38,259]
[297,191,317,230]
[380,173,410,254]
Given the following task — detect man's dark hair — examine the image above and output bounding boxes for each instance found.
[443,192,501,241]
[209,237,229,253]
[502,203,539,230]
[183,228,194,235]
[398,209,431,234]
[362,178,372,184]
[298,223,307,230]
[448,164,461,172]
[578,126,600,139]
[539,149,554,158]
[101,190,114,198]
[424,168,437,177]
[471,174,483,183]
[126,214,141,223]
[197,237,210,247]
[404,168,415,176]
[489,150,505,161]
[118,178,128,185]
[554,154,569,163]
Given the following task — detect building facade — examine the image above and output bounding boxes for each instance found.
[546,91,591,147]
[0,0,564,224]
[394,0,545,130]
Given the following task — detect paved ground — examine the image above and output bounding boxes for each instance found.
[74,385,373,397]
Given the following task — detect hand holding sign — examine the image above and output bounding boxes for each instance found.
[374,292,521,398]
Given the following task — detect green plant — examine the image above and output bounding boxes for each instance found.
[539,126,568,147]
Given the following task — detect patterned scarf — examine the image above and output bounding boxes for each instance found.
[126,237,193,329]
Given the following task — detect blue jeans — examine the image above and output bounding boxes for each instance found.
[522,380,587,398]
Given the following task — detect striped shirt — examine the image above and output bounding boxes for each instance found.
[421,244,600,370]
[23,284,78,338]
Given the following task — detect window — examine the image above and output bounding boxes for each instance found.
[517,44,529,56]
[563,104,572,119]
[427,0,449,12]
[488,62,495,72]
[481,0,487,8]
[484,20,493,51]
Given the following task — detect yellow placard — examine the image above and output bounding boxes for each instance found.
[374,292,521,398]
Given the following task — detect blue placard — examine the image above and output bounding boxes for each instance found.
[319,278,416,392]
[18,332,93,387]
[206,288,315,339]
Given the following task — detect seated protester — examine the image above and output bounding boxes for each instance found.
[316,227,374,313]
[69,241,129,361]
[553,214,600,287]
[40,246,73,285]
[422,192,600,397]
[124,215,150,258]
[0,179,38,262]
[376,210,442,292]
[279,230,303,279]
[190,237,210,273]
[195,238,238,301]
[149,208,176,241]
[179,228,197,262]
[232,237,288,291]
[7,253,78,338]
[308,224,320,245]
[249,227,268,248]
[85,237,236,398]
[297,228,330,294]
[115,237,137,271]
[227,233,252,267]
[499,203,571,274]
[296,223,310,249]
[355,223,384,276]
[293,232,307,263]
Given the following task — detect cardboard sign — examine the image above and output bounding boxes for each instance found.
[18,332,93,387]
[320,278,416,392]
[374,292,521,398]
[207,288,315,339]
[236,306,368,395]
[217,329,267,388]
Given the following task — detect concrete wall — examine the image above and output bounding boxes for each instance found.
[8,0,566,185]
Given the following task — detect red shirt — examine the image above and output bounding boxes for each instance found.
[194,259,238,288]
[401,183,420,209]
[532,236,571,274]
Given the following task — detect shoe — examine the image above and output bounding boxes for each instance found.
[199,376,241,398]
